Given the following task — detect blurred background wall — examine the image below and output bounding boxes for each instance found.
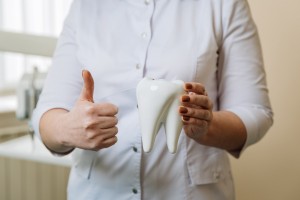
[230,0,300,199]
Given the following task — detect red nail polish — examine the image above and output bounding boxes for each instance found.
[182,95,190,102]
[185,83,193,90]
[179,107,188,114]
[183,116,190,121]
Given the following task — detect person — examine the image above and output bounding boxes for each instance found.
[32,0,273,199]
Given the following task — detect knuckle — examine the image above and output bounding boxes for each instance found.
[82,117,95,129]
[86,130,97,140]
[194,96,202,106]
[189,108,195,116]
[85,104,95,115]
[82,120,90,129]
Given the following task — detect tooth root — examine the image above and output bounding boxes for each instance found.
[139,103,164,153]
[137,78,185,153]
[165,116,182,153]
[165,80,185,153]
[137,98,162,153]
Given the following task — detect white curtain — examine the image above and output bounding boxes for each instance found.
[0,0,73,91]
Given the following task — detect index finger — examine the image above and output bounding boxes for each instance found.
[185,82,206,95]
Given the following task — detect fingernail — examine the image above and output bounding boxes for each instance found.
[179,106,188,114]
[183,116,190,121]
[182,95,190,102]
[185,83,193,90]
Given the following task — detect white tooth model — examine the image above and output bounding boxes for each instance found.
[137,77,185,153]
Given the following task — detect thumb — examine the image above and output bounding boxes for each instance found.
[79,70,94,102]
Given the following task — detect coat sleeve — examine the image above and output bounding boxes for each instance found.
[32,0,83,139]
[217,0,273,157]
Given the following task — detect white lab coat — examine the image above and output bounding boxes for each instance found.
[32,0,273,199]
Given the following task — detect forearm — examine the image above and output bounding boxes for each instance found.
[40,109,75,155]
[198,110,247,153]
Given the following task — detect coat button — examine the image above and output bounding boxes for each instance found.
[213,172,220,181]
[141,32,147,38]
[133,147,138,152]
[132,188,138,194]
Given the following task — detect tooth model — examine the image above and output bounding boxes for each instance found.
[137,77,185,153]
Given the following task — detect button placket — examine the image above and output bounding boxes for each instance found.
[134,0,154,78]
[128,111,142,199]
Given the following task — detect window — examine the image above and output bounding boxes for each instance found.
[0,0,73,94]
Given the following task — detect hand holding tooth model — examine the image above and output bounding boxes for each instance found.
[137,77,213,153]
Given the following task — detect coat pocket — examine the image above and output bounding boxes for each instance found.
[72,149,97,180]
[185,137,231,185]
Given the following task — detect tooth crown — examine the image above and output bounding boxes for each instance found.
[136,77,185,153]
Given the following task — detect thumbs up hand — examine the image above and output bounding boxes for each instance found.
[63,70,119,151]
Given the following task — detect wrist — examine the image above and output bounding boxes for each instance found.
[198,111,247,151]
[54,112,75,152]
[195,113,217,147]
[40,109,75,155]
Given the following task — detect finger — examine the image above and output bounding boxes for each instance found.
[182,116,209,128]
[85,127,118,149]
[179,106,212,121]
[86,116,118,130]
[93,103,119,116]
[99,126,118,139]
[80,70,94,102]
[98,116,118,129]
[101,136,118,148]
[185,82,206,95]
[181,95,213,109]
